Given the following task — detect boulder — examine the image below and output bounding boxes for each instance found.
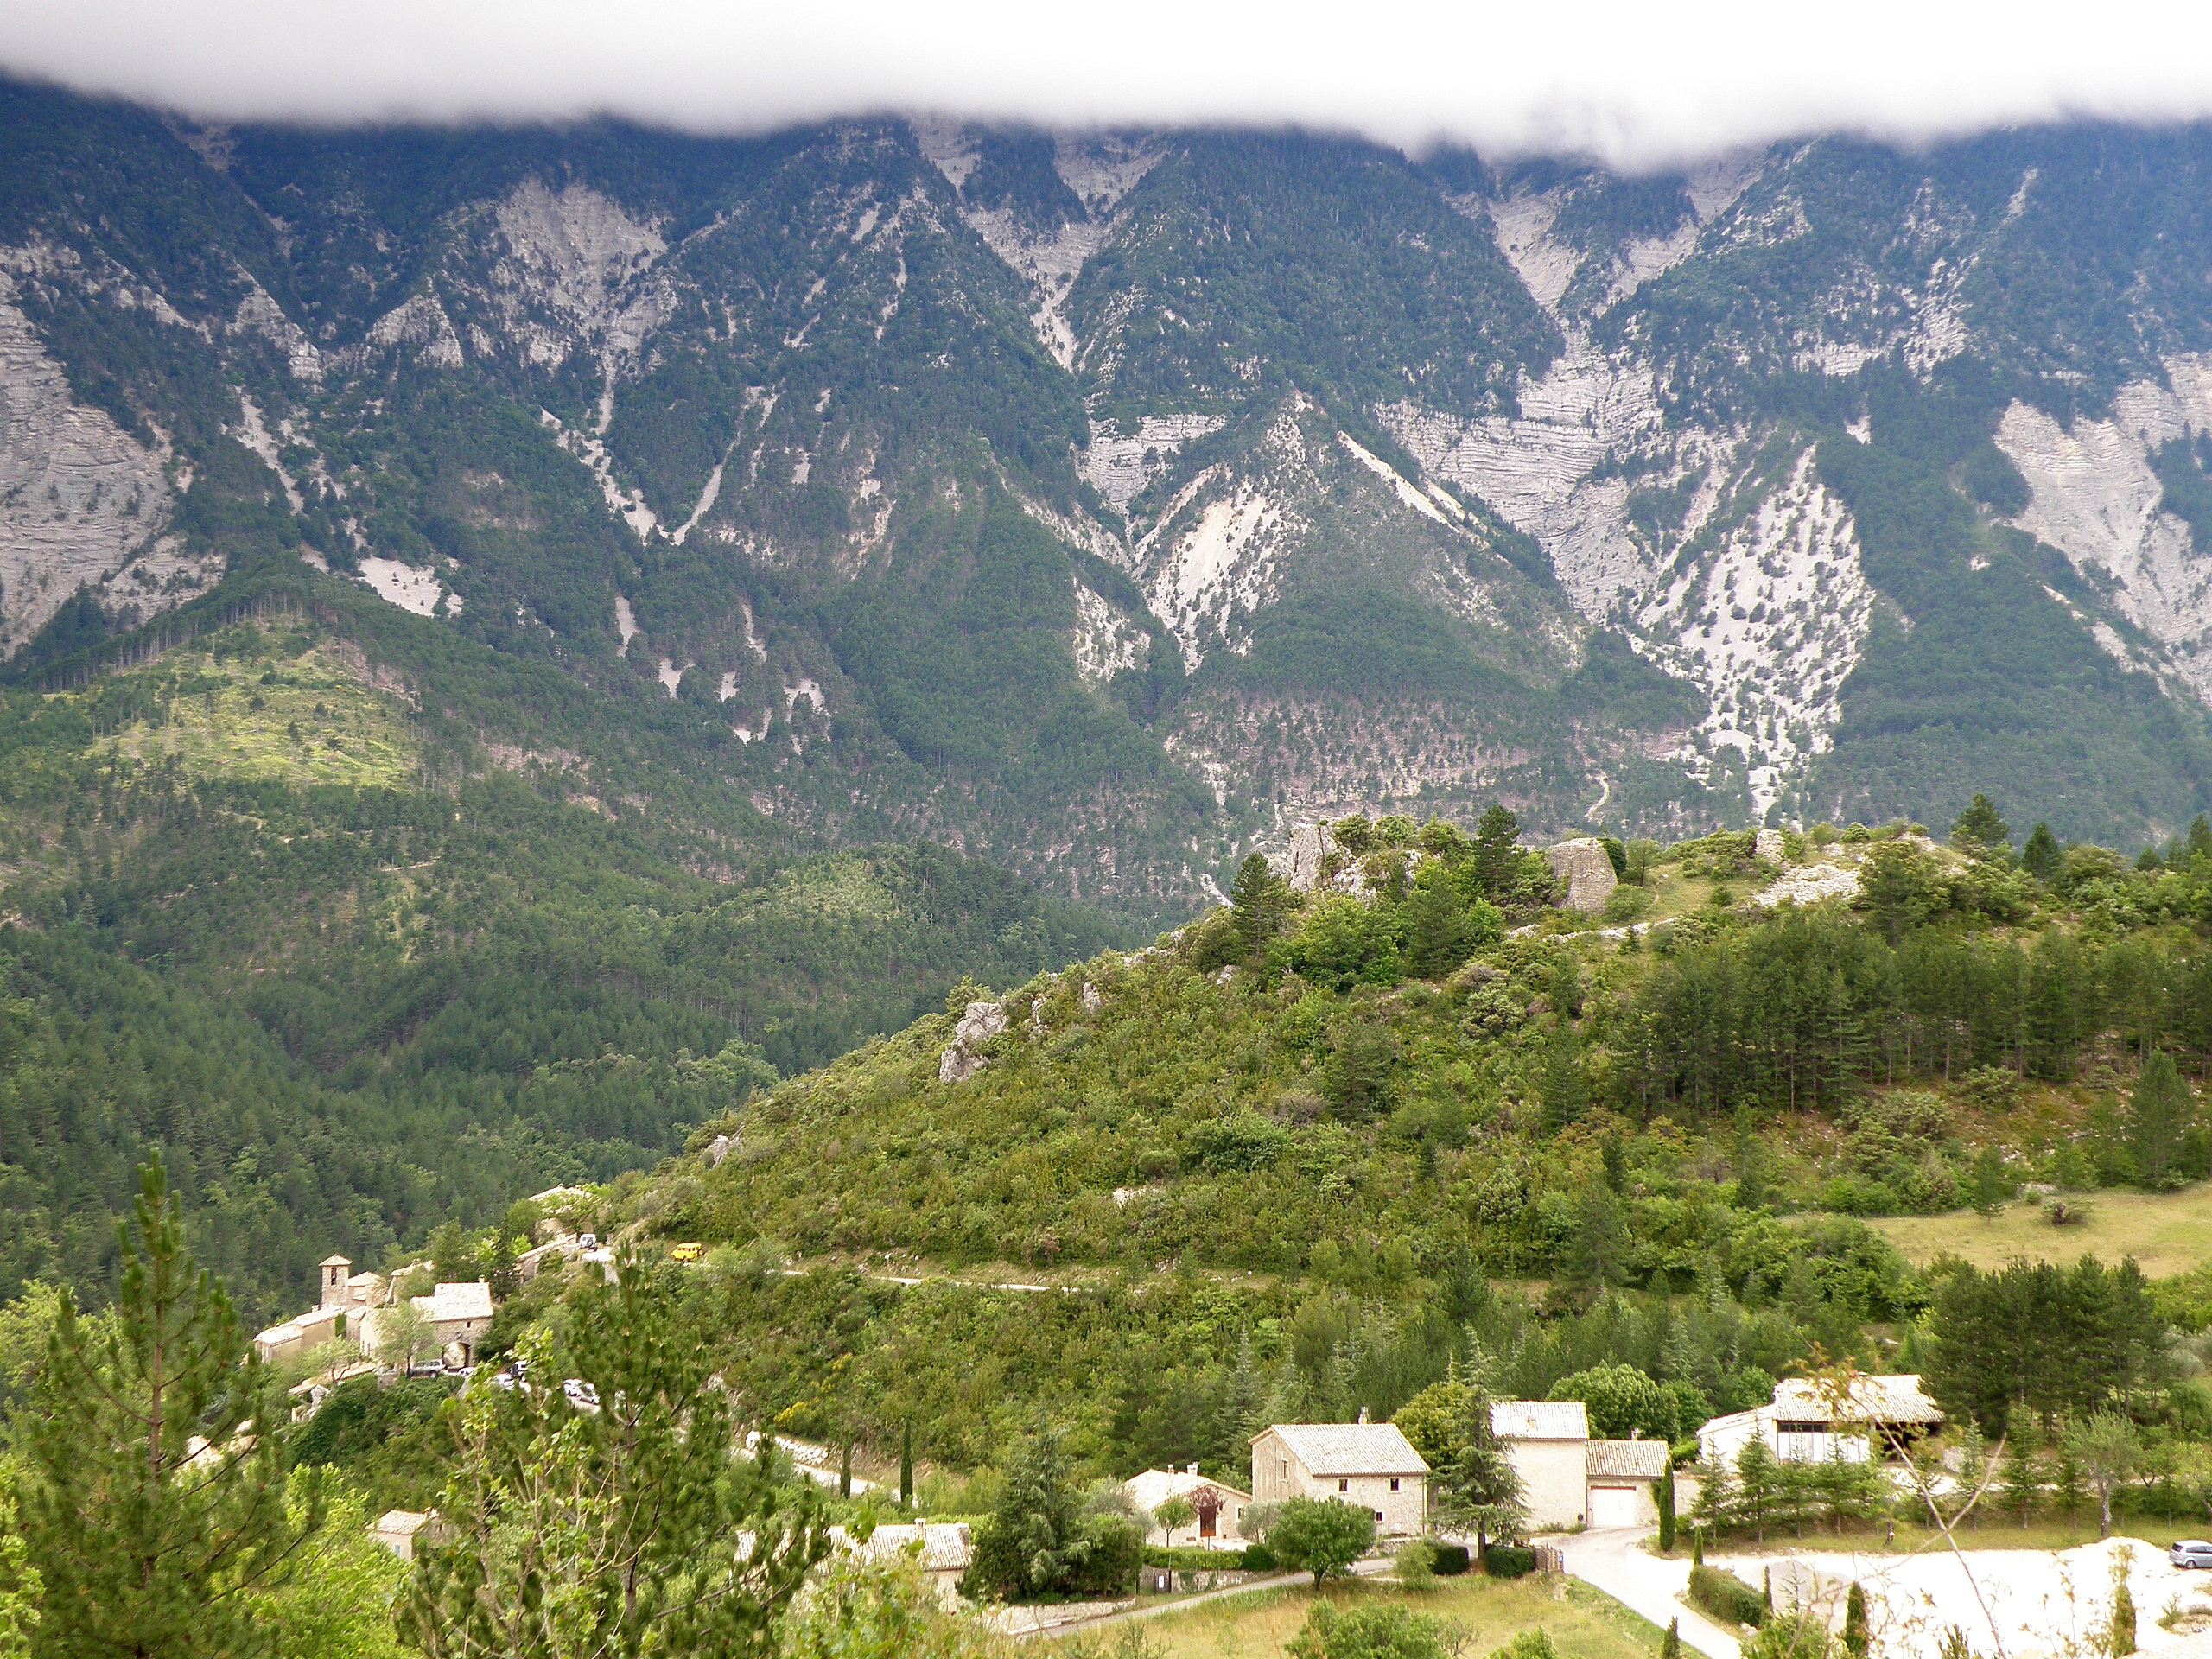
[938,1000,1009,1084]
[1546,837,1618,914]
[705,1134,734,1168]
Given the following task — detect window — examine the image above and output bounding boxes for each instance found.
[1389,1478,1401,1491]
[1374,1510,1384,1522]
[1338,1478,1349,1492]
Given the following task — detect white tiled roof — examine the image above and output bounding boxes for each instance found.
[1772,1375,1942,1424]
[1491,1401,1590,1441]
[1124,1469,1252,1512]
[829,1522,973,1573]
[1586,1440,1671,1480]
[423,1282,493,1323]
[1256,1422,1428,1477]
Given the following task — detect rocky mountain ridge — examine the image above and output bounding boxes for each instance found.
[6,86,2212,908]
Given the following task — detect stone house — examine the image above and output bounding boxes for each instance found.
[1123,1465,1255,1548]
[369,1510,441,1560]
[1491,1401,1593,1529]
[406,1281,495,1368]
[252,1255,389,1366]
[1250,1421,1428,1536]
[1491,1401,1676,1529]
[822,1522,973,1606]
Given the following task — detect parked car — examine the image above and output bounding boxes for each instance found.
[671,1242,704,1262]
[563,1378,601,1414]
[2171,1541,2212,1569]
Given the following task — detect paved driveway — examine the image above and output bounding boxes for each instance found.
[1554,1528,1741,1659]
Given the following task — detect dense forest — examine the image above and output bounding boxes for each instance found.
[0,605,1137,1319]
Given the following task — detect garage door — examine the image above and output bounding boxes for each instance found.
[1588,1485,1641,1528]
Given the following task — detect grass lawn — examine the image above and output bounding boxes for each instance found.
[1868,1184,2212,1279]
[1055,1573,1665,1659]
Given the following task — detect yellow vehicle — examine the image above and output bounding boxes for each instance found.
[671,1242,705,1263]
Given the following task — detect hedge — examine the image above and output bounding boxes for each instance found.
[1688,1565,1767,1628]
[1141,1544,1269,1571]
[1432,1543,1471,1577]
[1483,1545,1536,1579]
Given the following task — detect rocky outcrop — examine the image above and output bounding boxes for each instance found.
[1755,829,1788,864]
[0,281,199,659]
[1546,837,1618,913]
[938,1001,1009,1084]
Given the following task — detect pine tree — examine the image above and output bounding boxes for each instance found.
[1472,805,1522,899]
[2024,823,2063,883]
[2190,815,2212,867]
[1843,1583,1868,1659]
[1968,1146,2012,1221]
[404,1250,829,1659]
[1229,854,1293,956]
[2128,1052,2193,1190]
[1737,1440,1780,1545]
[1951,796,2011,855]
[1999,1416,2040,1529]
[17,1160,321,1659]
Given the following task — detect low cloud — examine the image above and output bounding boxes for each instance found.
[6,0,2212,168]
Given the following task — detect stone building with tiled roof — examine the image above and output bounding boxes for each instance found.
[1250,1419,1428,1536]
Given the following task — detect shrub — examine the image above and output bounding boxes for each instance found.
[1238,1541,1275,1573]
[1394,1537,1437,1589]
[1288,1600,1452,1659]
[1430,1543,1470,1577]
[1688,1565,1768,1628]
[1483,1545,1535,1579]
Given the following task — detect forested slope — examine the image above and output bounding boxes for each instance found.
[0,582,1135,1318]
[558,807,2212,1483]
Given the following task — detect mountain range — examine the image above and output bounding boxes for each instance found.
[9,84,2212,913]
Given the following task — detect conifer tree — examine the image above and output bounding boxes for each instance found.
[1843,1584,1868,1659]
[1662,1619,1682,1659]
[16,1160,321,1659]
[1472,806,1522,899]
[899,1421,915,1513]
[1656,1467,1677,1552]
[1999,1415,2040,1529]
[1229,854,1293,956]
[1951,796,2010,855]
[2128,1052,2192,1190]
[2023,823,2063,883]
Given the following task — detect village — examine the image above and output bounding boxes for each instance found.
[247,1218,2212,1659]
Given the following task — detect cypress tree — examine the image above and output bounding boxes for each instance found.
[840,1440,853,1500]
[1844,1583,1869,1659]
[1662,1618,1681,1659]
[900,1420,915,1513]
[1656,1470,1677,1552]
[17,1160,321,1659]
[2113,1571,2138,1656]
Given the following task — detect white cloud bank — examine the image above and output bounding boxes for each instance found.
[4,0,2212,167]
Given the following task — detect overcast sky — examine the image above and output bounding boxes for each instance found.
[5,0,2212,168]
